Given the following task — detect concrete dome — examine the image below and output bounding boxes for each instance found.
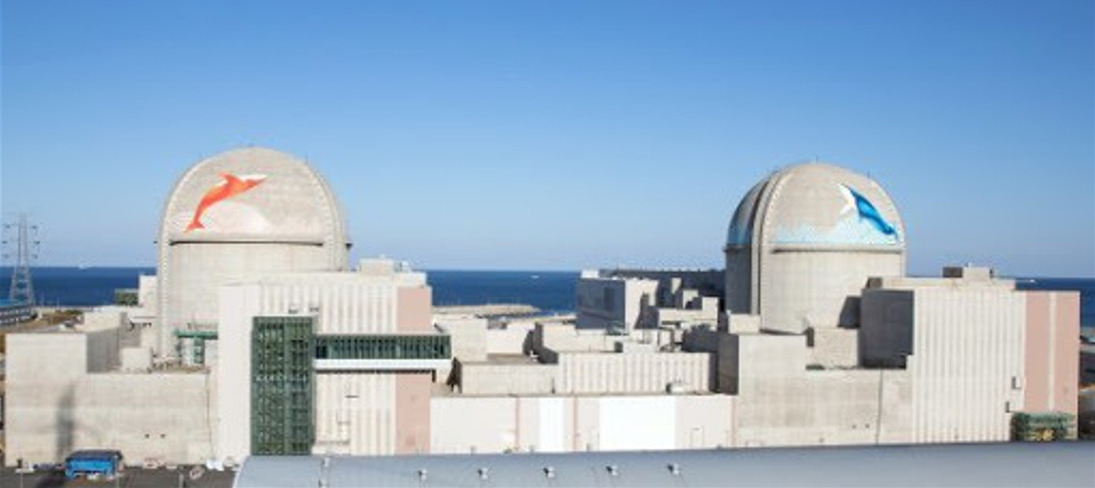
[727,163,904,248]
[156,147,349,356]
[724,163,905,341]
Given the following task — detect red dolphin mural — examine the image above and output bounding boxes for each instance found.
[185,173,267,231]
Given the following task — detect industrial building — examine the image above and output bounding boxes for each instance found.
[0,299,34,326]
[569,164,1079,447]
[5,148,446,466]
[2,155,1083,467]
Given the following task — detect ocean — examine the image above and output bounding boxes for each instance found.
[0,267,1092,328]
[0,267,580,316]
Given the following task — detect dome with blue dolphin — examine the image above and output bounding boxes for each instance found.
[723,162,905,334]
[726,162,904,248]
[838,183,897,237]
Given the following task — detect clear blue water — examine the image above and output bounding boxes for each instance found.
[1015,277,1095,330]
[0,267,1091,327]
[428,270,577,315]
[0,267,580,315]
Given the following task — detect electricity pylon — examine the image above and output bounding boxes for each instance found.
[2,214,40,305]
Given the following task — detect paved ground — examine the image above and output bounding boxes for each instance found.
[0,467,235,488]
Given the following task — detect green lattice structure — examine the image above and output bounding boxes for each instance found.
[1011,412,1076,441]
[315,334,450,360]
[113,288,138,306]
[175,329,218,366]
[251,316,315,455]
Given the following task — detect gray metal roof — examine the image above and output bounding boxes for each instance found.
[234,442,1095,488]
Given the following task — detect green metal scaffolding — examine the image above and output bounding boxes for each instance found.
[314,334,451,360]
[251,316,315,455]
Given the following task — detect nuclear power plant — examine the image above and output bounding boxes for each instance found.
[2,148,1081,467]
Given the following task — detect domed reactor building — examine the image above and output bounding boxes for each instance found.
[573,161,1080,447]
[156,147,350,355]
[725,163,906,367]
[4,147,447,466]
[2,155,1083,468]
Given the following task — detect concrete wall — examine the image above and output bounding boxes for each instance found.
[429,394,733,455]
[121,347,153,372]
[653,304,719,328]
[313,372,395,455]
[533,323,616,356]
[395,373,431,454]
[160,243,337,354]
[859,289,914,367]
[455,360,557,395]
[248,274,403,334]
[861,276,1080,443]
[602,269,724,307]
[734,368,911,447]
[456,350,711,396]
[681,328,737,393]
[806,327,858,368]
[397,287,432,332]
[4,333,88,466]
[435,316,488,362]
[312,372,432,456]
[1023,291,1080,415]
[215,285,261,461]
[720,332,912,447]
[675,394,735,448]
[486,323,534,356]
[724,247,752,314]
[556,352,711,394]
[906,287,1025,443]
[436,316,534,363]
[85,325,123,373]
[430,396,517,454]
[138,274,157,308]
[72,373,213,464]
[575,277,657,332]
[759,250,903,334]
[4,329,212,466]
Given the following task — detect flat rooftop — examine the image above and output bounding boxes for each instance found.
[466,354,542,365]
[433,304,540,317]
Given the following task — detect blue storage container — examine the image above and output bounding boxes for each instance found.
[64,450,124,480]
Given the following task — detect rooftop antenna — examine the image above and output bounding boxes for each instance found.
[2,213,40,305]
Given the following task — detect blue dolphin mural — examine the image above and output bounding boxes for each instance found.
[838,184,897,237]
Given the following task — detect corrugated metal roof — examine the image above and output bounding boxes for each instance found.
[234,442,1095,488]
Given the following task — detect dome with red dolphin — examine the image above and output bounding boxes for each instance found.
[159,147,347,241]
[156,147,350,354]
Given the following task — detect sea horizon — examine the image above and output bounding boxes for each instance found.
[4,265,1094,280]
[1,266,1092,328]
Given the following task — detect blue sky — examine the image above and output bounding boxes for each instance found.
[1,0,1092,276]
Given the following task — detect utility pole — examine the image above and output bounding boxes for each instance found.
[2,213,40,305]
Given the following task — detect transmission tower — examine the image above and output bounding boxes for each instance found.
[2,214,40,305]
